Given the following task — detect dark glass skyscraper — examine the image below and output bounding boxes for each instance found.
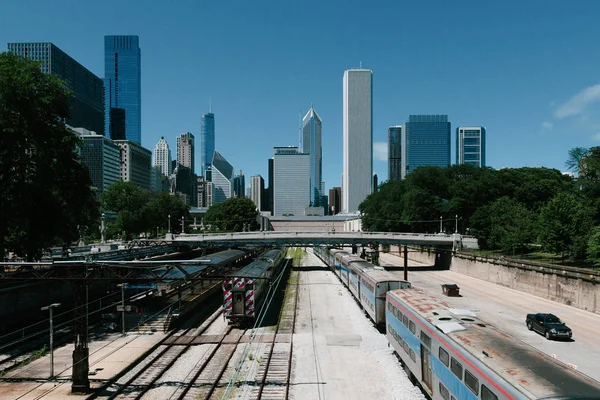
[388,126,402,181]
[104,36,141,144]
[8,42,104,135]
[403,115,451,178]
[201,112,215,176]
[302,107,323,207]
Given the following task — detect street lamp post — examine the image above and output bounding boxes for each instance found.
[455,215,458,233]
[331,206,335,233]
[439,216,443,233]
[41,303,61,378]
[181,216,185,233]
[100,213,106,244]
[168,215,171,233]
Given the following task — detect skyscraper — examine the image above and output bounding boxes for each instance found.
[273,147,310,216]
[329,187,341,215]
[8,42,105,135]
[343,69,373,213]
[74,128,120,195]
[153,136,172,177]
[403,115,451,178]
[250,175,265,210]
[200,112,215,176]
[456,126,486,167]
[301,107,323,207]
[177,132,195,173]
[104,35,141,144]
[233,170,245,198]
[113,140,152,190]
[211,151,234,205]
[388,126,402,181]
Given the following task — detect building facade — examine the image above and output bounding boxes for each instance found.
[153,136,172,177]
[113,140,152,190]
[388,125,402,181]
[403,115,451,178]
[301,107,323,207]
[104,35,141,144]
[75,128,120,195]
[273,147,310,217]
[250,175,265,211]
[343,69,373,212]
[8,42,104,136]
[233,170,245,198]
[456,126,486,167]
[177,132,195,173]
[267,158,274,213]
[211,151,234,205]
[329,187,342,215]
[200,112,215,176]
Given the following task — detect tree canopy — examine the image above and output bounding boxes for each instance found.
[203,198,259,232]
[0,52,99,260]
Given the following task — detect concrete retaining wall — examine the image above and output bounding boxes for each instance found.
[450,253,600,314]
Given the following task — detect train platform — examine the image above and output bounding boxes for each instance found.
[379,250,600,384]
[0,331,165,399]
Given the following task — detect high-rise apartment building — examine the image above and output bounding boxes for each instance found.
[73,128,120,195]
[457,126,486,167]
[273,147,310,216]
[153,136,172,177]
[343,69,373,213]
[388,126,402,181]
[200,112,215,176]
[403,115,451,178]
[104,35,141,144]
[8,42,104,135]
[250,175,265,211]
[211,151,234,205]
[113,140,152,190]
[301,107,323,207]
[177,132,195,173]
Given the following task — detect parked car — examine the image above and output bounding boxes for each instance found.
[526,313,572,340]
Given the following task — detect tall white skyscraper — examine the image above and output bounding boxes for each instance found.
[153,136,172,177]
[343,69,373,213]
[301,107,323,207]
[177,132,195,173]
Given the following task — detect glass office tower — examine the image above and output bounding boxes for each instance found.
[403,115,451,178]
[104,36,141,144]
[456,126,486,167]
[301,107,323,207]
[388,125,402,181]
[200,112,215,176]
[8,42,104,135]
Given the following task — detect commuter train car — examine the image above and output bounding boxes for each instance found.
[358,268,411,327]
[222,248,285,325]
[386,288,600,400]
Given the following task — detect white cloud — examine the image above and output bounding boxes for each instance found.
[373,142,387,161]
[591,132,600,142]
[541,121,553,130]
[554,84,600,119]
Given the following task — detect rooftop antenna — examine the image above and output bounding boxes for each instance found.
[359,61,362,69]
[299,110,302,149]
[209,95,212,113]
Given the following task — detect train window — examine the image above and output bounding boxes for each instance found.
[402,315,408,327]
[464,370,479,395]
[420,332,431,348]
[439,347,449,367]
[439,382,450,400]
[388,303,392,312]
[409,321,416,334]
[409,348,416,362]
[224,284,232,290]
[481,385,498,400]
[246,284,254,290]
[450,358,463,380]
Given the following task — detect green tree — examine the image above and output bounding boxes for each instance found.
[360,180,409,232]
[101,181,147,239]
[566,146,589,173]
[538,192,593,261]
[204,198,259,231]
[0,52,99,260]
[586,226,600,265]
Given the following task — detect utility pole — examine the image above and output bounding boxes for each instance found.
[41,303,61,378]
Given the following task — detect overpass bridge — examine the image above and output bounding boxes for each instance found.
[167,231,478,250]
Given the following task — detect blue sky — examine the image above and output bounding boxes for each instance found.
[2,1,600,189]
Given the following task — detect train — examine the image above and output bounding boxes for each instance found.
[314,247,411,327]
[315,246,600,399]
[222,248,285,325]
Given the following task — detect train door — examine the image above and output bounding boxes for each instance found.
[233,291,244,315]
[420,333,433,394]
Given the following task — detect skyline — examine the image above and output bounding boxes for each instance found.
[2,1,600,188]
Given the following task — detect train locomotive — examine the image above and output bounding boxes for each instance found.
[222,248,285,325]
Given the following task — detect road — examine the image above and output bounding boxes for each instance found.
[379,252,600,382]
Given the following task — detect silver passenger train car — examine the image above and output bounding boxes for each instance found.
[386,287,600,400]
